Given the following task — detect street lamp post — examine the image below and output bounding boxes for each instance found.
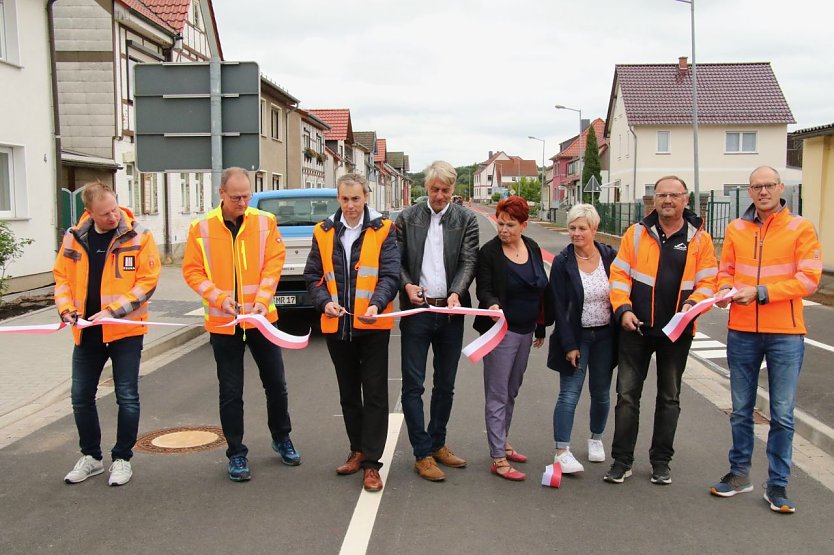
[528,136,546,212]
[676,0,700,214]
[555,105,582,205]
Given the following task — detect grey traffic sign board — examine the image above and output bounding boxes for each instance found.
[583,175,601,193]
[134,61,260,172]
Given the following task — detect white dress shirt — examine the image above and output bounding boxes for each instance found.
[340,212,364,266]
[419,203,449,298]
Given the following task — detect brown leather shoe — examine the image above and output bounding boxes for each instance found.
[363,468,383,492]
[432,445,467,468]
[414,456,445,481]
[336,451,364,475]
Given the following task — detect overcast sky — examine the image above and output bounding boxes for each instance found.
[213,0,833,171]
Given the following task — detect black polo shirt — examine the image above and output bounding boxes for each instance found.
[647,222,688,336]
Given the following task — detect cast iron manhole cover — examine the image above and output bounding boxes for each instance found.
[134,426,226,454]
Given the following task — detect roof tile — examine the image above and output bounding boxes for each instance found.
[309,109,352,141]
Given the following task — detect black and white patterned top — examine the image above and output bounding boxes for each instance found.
[579,258,611,328]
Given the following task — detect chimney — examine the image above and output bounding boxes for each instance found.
[489,151,493,159]
[678,56,688,71]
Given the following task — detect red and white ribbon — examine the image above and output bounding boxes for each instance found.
[662,288,736,342]
[541,463,562,488]
[0,314,310,350]
[372,306,507,363]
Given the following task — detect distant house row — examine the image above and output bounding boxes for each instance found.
[1,0,411,292]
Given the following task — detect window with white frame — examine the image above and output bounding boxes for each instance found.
[0,0,20,65]
[140,173,159,214]
[180,172,190,212]
[645,184,655,197]
[303,130,311,149]
[125,163,137,210]
[270,106,282,141]
[255,172,264,192]
[305,180,312,189]
[271,174,281,190]
[195,173,205,212]
[726,132,757,153]
[657,131,670,153]
[316,134,323,152]
[0,145,14,216]
[0,0,8,62]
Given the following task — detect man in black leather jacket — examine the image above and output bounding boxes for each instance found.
[395,160,479,482]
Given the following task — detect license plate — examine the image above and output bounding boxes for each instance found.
[274,295,297,305]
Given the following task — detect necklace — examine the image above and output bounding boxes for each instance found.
[504,242,522,258]
[575,249,595,261]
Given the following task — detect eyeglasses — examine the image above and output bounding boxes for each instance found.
[749,183,779,193]
[224,192,252,203]
[655,192,688,200]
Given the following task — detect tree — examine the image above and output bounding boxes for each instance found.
[581,127,602,204]
[0,222,34,300]
[410,185,425,202]
[516,176,541,204]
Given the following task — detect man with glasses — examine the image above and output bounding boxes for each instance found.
[183,167,300,481]
[606,176,718,485]
[710,166,822,513]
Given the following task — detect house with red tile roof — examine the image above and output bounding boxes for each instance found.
[604,58,797,203]
[473,151,510,201]
[473,151,538,201]
[550,118,608,206]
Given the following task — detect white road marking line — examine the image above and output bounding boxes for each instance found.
[339,413,404,555]
[693,350,728,359]
[694,332,710,339]
[690,340,726,349]
[806,337,834,354]
[803,299,820,307]
[184,308,203,316]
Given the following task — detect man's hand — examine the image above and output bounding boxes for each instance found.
[324,301,343,318]
[405,283,424,305]
[60,310,78,325]
[251,302,268,316]
[221,297,238,316]
[732,285,758,306]
[566,349,580,367]
[715,288,733,309]
[533,337,545,349]
[621,311,643,333]
[357,304,379,324]
[488,303,501,322]
[88,308,113,322]
[447,292,461,309]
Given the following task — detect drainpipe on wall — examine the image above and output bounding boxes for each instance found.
[47,0,63,248]
[162,173,172,263]
[628,124,638,202]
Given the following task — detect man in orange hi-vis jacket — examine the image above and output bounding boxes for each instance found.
[709,166,822,514]
[605,175,718,486]
[54,180,160,487]
[183,167,299,482]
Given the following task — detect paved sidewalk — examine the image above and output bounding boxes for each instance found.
[0,265,204,438]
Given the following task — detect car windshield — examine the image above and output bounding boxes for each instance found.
[258,197,340,226]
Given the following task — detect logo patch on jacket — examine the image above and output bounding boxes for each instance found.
[123,255,136,271]
[673,242,688,251]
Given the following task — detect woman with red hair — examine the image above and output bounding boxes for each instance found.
[474,196,552,480]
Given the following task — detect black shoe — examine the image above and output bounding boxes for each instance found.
[603,461,632,484]
[650,463,672,485]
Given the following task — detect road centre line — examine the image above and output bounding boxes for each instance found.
[339,413,404,555]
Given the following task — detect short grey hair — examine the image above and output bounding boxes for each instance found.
[566,203,600,229]
[220,167,250,189]
[749,165,781,183]
[337,173,371,194]
[424,160,457,188]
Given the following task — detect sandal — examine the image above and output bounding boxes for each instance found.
[504,445,528,463]
[491,457,526,481]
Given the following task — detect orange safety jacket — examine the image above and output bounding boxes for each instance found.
[718,201,822,334]
[609,209,718,332]
[182,205,285,334]
[313,220,394,333]
[53,207,161,345]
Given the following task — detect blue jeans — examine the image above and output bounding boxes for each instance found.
[553,326,615,448]
[71,334,143,461]
[726,330,803,487]
[400,312,464,459]
[210,326,292,459]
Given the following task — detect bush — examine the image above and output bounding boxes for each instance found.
[0,222,34,299]
[491,192,501,203]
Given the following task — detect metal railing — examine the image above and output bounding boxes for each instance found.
[596,202,643,236]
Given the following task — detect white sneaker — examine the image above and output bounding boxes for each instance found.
[108,459,132,486]
[588,439,606,462]
[64,455,104,484]
[554,449,585,474]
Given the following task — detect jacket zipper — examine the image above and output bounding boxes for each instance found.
[754,220,770,333]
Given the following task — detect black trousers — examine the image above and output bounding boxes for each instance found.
[326,330,390,470]
[210,326,291,459]
[611,330,693,467]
